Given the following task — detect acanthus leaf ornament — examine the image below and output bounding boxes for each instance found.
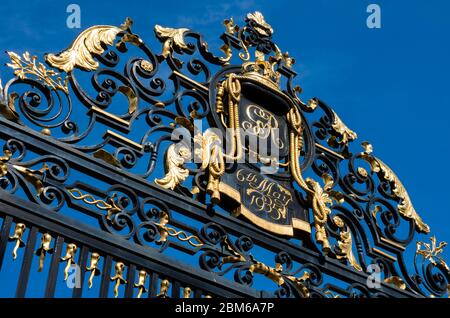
[329,110,357,148]
[45,18,133,72]
[154,143,191,191]
[332,216,362,272]
[360,142,430,233]
[154,25,189,59]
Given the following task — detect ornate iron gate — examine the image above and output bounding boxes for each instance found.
[0,12,448,298]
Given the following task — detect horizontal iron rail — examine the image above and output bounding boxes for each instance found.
[0,192,261,298]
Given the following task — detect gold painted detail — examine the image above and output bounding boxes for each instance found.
[242,105,283,149]
[384,276,406,290]
[220,236,311,297]
[287,106,333,253]
[154,211,204,247]
[361,142,430,233]
[154,25,189,59]
[237,169,292,221]
[111,262,127,298]
[247,11,273,36]
[0,92,20,123]
[93,149,121,168]
[86,252,101,289]
[332,216,362,271]
[36,233,52,272]
[46,18,132,72]
[140,60,154,72]
[6,51,68,93]
[67,188,121,220]
[328,110,357,147]
[416,236,449,271]
[194,131,225,203]
[216,73,243,161]
[61,243,77,281]
[183,286,192,298]
[157,279,170,298]
[249,261,284,285]
[155,143,191,190]
[0,149,49,195]
[323,290,341,298]
[134,270,148,298]
[9,223,26,260]
[103,130,143,152]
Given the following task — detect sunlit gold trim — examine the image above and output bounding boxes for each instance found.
[380,237,406,251]
[103,130,143,152]
[90,106,130,127]
[315,143,345,160]
[373,248,397,262]
[36,233,52,272]
[292,218,312,234]
[219,182,241,200]
[46,18,132,72]
[110,261,127,298]
[220,182,311,235]
[9,223,26,260]
[236,205,293,236]
[173,70,209,93]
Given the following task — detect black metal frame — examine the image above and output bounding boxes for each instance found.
[0,12,448,298]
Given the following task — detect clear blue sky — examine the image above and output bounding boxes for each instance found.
[0,0,449,295]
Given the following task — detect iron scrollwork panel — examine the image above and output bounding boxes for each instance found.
[0,11,448,298]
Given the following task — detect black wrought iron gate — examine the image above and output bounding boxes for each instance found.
[0,12,448,298]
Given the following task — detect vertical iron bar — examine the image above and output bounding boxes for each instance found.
[0,216,13,272]
[72,245,88,298]
[44,236,64,298]
[124,264,136,298]
[194,289,203,298]
[99,255,112,298]
[15,226,38,298]
[149,272,159,298]
[171,281,180,298]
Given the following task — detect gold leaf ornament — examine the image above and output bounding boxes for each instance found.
[360,142,430,233]
[46,18,132,72]
[154,25,189,59]
[155,143,191,190]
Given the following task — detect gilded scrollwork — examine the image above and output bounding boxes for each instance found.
[332,216,362,272]
[360,142,430,233]
[155,143,191,191]
[0,10,449,299]
[329,110,357,147]
[154,25,190,59]
[46,18,132,72]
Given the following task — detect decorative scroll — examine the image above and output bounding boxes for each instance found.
[0,10,448,299]
[46,18,132,72]
[361,142,430,233]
